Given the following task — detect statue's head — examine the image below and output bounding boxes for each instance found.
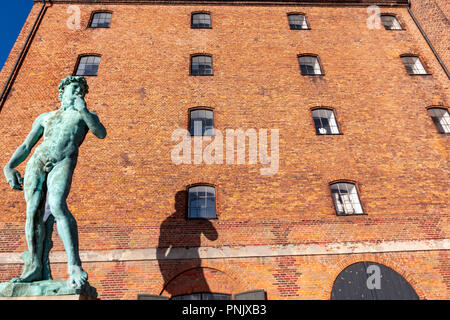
[58,76,89,102]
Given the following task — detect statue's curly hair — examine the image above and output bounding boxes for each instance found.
[58,76,89,101]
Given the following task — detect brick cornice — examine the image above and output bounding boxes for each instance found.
[33,0,409,6]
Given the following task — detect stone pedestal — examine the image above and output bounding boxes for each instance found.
[0,280,97,300]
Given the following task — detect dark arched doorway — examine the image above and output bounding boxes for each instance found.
[331,261,419,300]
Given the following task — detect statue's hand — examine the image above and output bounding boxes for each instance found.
[4,168,23,191]
[73,95,87,112]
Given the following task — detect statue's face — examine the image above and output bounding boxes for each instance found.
[61,82,84,108]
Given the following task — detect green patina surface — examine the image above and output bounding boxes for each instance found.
[1,76,106,297]
[0,280,97,298]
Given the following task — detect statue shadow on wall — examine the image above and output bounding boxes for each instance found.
[156,190,218,297]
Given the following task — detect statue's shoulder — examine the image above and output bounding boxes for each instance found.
[37,110,57,118]
[34,110,58,127]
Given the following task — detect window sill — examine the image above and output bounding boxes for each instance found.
[190,134,216,137]
[315,133,342,136]
[187,217,218,220]
[73,74,98,77]
[407,73,432,76]
[301,74,325,77]
[336,212,367,217]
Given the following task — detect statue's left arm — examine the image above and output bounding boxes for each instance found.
[75,96,107,139]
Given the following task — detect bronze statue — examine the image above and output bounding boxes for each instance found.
[3,76,106,289]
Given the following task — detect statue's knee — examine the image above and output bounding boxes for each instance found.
[48,202,64,218]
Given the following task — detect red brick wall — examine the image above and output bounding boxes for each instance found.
[410,0,450,69]
[0,1,448,299]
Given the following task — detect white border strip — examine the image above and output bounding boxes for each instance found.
[0,239,449,264]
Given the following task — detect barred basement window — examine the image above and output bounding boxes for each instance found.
[380,15,402,30]
[188,185,216,219]
[330,182,364,215]
[191,55,213,76]
[401,56,427,75]
[298,55,322,75]
[172,293,231,300]
[75,55,101,76]
[428,108,450,133]
[190,109,214,136]
[312,109,340,134]
[89,12,112,28]
[288,13,309,30]
[192,12,211,29]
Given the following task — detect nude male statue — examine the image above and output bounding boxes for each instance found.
[3,76,106,289]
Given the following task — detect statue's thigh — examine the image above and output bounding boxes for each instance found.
[23,166,46,204]
[46,160,75,207]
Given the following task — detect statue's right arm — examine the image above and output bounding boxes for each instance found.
[3,113,46,189]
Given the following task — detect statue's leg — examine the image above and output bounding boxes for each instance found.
[42,209,55,280]
[12,167,47,282]
[47,158,87,288]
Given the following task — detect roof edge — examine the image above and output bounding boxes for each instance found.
[32,0,410,7]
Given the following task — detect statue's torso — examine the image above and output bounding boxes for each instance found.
[32,109,88,165]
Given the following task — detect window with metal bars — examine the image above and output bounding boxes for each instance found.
[298,55,322,75]
[428,108,450,133]
[312,109,340,134]
[190,109,214,136]
[90,12,112,28]
[75,55,101,76]
[188,185,216,219]
[192,13,211,28]
[401,56,427,75]
[172,293,231,300]
[380,15,402,30]
[288,14,309,30]
[330,182,364,215]
[191,55,213,76]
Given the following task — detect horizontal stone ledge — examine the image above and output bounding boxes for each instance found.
[1,239,448,264]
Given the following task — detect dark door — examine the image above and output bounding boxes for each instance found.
[331,261,419,300]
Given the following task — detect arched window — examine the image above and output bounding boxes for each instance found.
[74,55,101,76]
[287,13,309,30]
[312,108,340,134]
[330,182,363,215]
[298,55,322,75]
[190,108,214,136]
[380,15,402,30]
[191,12,211,29]
[331,262,419,300]
[428,107,450,133]
[89,12,112,28]
[401,55,427,75]
[190,55,213,76]
[188,185,216,219]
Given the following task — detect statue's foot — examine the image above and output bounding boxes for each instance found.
[10,266,43,283]
[67,265,88,289]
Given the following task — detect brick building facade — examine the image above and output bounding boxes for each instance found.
[409,0,449,70]
[0,0,448,299]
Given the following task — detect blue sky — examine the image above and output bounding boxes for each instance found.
[0,1,34,70]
